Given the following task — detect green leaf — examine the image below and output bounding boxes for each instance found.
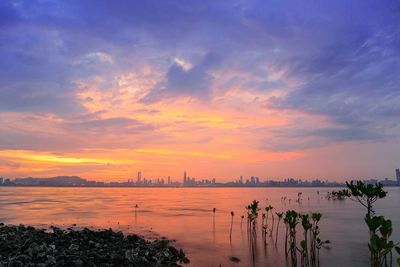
[370,234,379,252]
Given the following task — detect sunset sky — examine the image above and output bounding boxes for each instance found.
[1,0,400,181]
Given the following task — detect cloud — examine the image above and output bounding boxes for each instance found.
[0,83,84,115]
[64,117,154,135]
[75,52,114,65]
[141,52,221,103]
[261,126,386,152]
[0,113,157,152]
[0,158,20,169]
[1,0,400,179]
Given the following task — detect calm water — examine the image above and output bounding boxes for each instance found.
[0,187,399,267]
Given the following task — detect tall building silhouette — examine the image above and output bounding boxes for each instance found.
[183,171,187,185]
[396,168,400,185]
[137,171,142,183]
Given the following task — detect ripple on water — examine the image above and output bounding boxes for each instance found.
[31,198,64,203]
[4,201,33,205]
[168,207,211,212]
[170,213,194,217]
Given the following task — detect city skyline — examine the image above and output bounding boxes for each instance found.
[1,168,399,186]
[1,1,400,181]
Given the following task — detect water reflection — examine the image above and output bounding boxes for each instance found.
[0,187,399,267]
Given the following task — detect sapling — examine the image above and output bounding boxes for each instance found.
[265,205,274,236]
[262,213,267,239]
[230,211,234,240]
[275,212,284,246]
[345,181,386,223]
[300,214,312,267]
[268,205,275,236]
[310,213,330,267]
[246,200,260,235]
[262,213,266,227]
[327,190,348,200]
[297,192,303,203]
[366,215,399,267]
[345,181,399,267]
[284,210,299,267]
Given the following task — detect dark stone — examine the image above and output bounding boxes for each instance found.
[0,224,189,267]
[7,259,23,267]
[229,256,240,263]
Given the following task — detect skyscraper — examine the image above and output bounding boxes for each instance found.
[396,168,400,185]
[183,171,187,185]
[137,171,142,184]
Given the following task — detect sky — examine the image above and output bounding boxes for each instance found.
[0,0,400,182]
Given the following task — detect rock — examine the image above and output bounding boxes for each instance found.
[27,242,39,257]
[68,244,80,250]
[0,223,189,267]
[229,256,240,263]
[46,255,56,265]
[73,259,84,267]
[125,249,135,262]
[7,259,23,267]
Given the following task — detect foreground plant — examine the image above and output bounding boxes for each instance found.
[345,181,386,221]
[265,205,275,237]
[230,211,234,240]
[345,181,399,267]
[366,215,399,267]
[246,200,260,232]
[275,212,284,246]
[284,210,299,266]
[300,214,312,267]
[310,213,330,267]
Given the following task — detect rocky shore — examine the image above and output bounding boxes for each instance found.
[0,223,190,267]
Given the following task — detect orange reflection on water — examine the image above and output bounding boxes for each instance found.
[1,187,399,267]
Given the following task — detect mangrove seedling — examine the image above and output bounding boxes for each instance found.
[246,200,260,239]
[246,200,260,226]
[327,190,348,200]
[284,210,299,267]
[265,205,274,236]
[345,181,386,220]
[270,207,275,236]
[300,214,312,267]
[297,192,303,203]
[275,212,284,246]
[366,215,400,267]
[345,180,400,267]
[310,212,330,267]
[262,213,267,237]
[230,211,234,240]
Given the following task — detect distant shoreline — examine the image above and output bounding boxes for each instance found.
[1,184,399,188]
[2,175,398,188]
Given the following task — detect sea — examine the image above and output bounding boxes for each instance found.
[0,187,399,267]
